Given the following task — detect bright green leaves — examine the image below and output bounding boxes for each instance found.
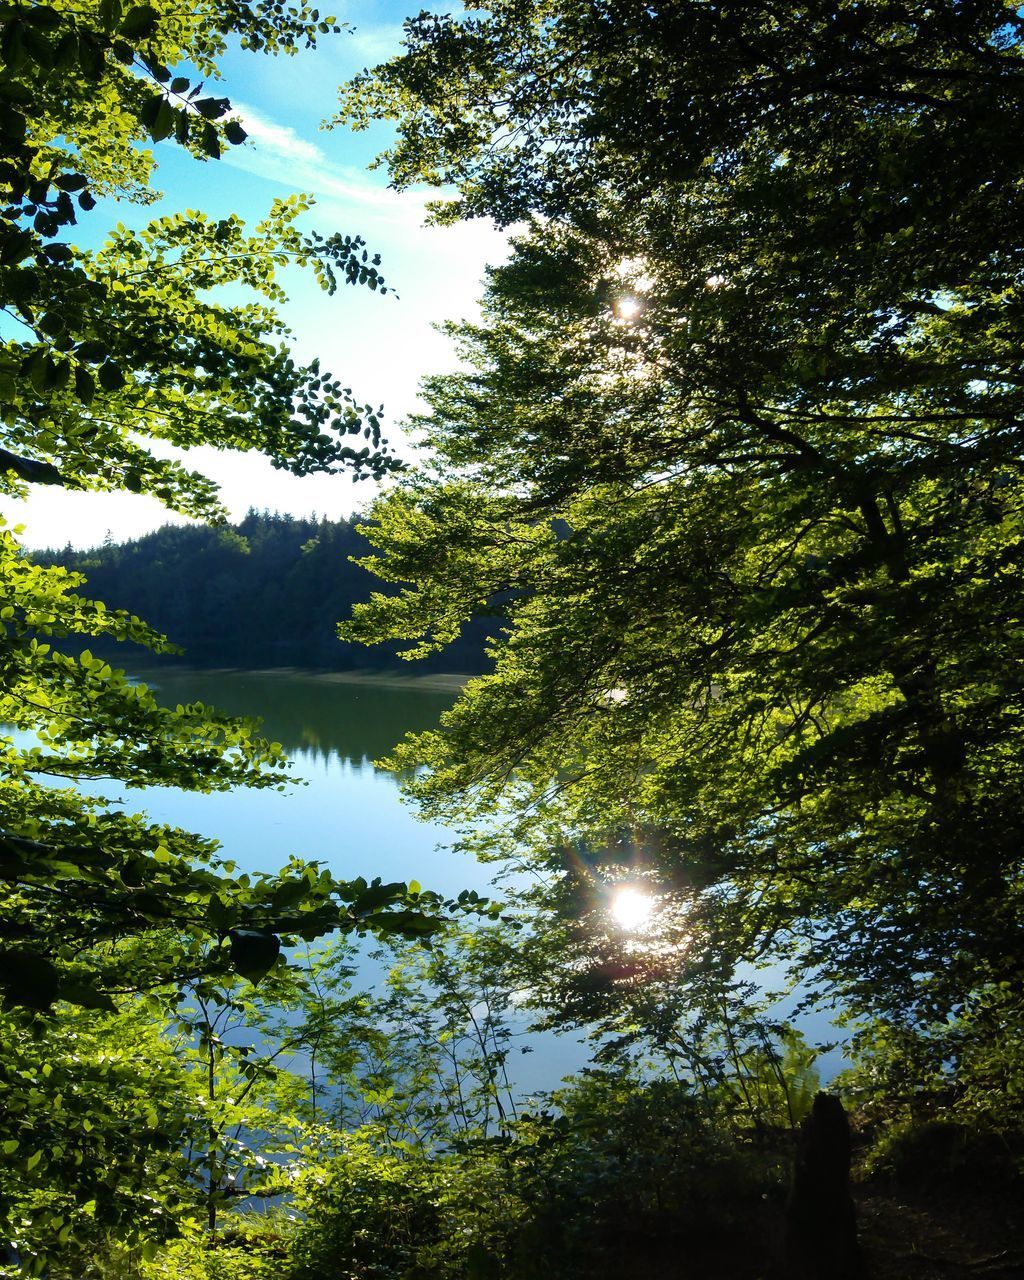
[0,0,399,521]
[2,0,412,1269]
[0,1003,213,1269]
[0,200,398,517]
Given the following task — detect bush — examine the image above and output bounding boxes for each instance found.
[285,1077,767,1280]
[142,1217,294,1280]
[285,1134,522,1280]
[864,1120,1021,1194]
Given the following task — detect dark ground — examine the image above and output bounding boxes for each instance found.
[593,1181,1024,1279]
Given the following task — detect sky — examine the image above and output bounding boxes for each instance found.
[2,0,509,550]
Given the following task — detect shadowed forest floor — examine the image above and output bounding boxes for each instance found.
[586,1184,1024,1280]
[855,1186,1024,1279]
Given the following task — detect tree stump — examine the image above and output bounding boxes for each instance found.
[784,1092,861,1279]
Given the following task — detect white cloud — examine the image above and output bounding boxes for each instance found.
[346,22,407,63]
[231,102,327,166]
[222,102,433,224]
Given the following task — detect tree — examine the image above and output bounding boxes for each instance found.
[0,0,495,1265]
[338,0,1024,1048]
[0,0,419,1003]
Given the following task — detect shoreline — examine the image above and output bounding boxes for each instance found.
[127,664,472,694]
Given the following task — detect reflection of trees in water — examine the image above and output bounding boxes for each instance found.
[138,669,456,769]
[292,745,379,774]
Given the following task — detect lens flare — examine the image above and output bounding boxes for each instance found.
[610,885,654,931]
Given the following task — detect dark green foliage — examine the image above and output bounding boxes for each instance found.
[46,511,492,674]
[335,0,1024,1064]
[286,1076,761,1280]
[866,1121,1021,1196]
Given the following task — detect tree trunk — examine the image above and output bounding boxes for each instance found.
[784,1092,861,1279]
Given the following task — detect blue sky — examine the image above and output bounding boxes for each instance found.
[3,0,508,549]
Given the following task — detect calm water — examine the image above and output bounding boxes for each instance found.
[126,667,590,1093]
[29,665,844,1085]
[126,667,497,897]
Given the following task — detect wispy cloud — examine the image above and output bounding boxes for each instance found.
[223,101,431,223]
[232,103,326,166]
[346,22,407,64]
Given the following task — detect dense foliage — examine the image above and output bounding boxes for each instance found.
[46,511,490,672]
[340,0,1024,1056]
[0,0,477,1267]
[130,933,809,1280]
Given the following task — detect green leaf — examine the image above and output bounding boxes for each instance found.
[139,93,174,140]
[74,366,95,405]
[97,360,126,391]
[74,340,108,363]
[271,877,310,910]
[150,99,175,143]
[58,978,116,1012]
[351,881,406,915]
[0,228,34,265]
[24,6,61,28]
[119,5,157,38]
[228,929,281,984]
[194,97,230,120]
[365,910,445,936]
[0,950,60,1011]
[98,0,122,30]
[6,267,37,303]
[200,120,220,159]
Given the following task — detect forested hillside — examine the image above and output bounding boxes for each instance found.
[45,511,491,673]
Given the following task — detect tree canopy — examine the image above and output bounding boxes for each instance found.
[340,0,1024,1037]
[0,0,478,1114]
[2,0,398,508]
[0,0,509,1258]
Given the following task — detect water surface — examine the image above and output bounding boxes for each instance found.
[128,667,494,899]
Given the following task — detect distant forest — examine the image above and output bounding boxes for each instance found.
[43,511,491,674]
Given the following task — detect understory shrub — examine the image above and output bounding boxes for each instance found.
[285,1076,766,1280]
[141,1216,295,1280]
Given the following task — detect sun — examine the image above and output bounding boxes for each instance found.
[609,885,654,931]
[614,294,643,321]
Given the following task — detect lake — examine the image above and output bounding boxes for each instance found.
[124,666,592,1094]
[126,667,494,898]
[43,665,846,1087]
